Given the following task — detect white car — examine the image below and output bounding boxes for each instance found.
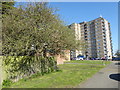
[76,57,84,60]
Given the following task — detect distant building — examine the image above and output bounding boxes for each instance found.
[69,17,113,59]
[68,23,83,60]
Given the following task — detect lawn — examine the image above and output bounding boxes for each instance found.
[0,56,2,90]
[3,60,111,88]
[64,60,111,65]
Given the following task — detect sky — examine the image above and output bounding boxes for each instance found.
[14,0,119,2]
[14,2,118,55]
[48,2,118,55]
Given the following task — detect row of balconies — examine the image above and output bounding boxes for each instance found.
[82,20,111,32]
[103,43,107,47]
[103,37,106,40]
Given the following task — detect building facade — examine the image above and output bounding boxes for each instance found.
[69,17,113,59]
[68,23,83,60]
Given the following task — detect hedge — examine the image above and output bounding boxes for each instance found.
[3,56,58,82]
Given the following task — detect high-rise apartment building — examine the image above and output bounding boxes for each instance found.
[68,23,82,59]
[69,17,113,59]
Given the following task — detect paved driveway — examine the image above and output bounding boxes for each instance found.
[76,61,120,88]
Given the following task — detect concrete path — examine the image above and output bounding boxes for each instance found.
[76,61,120,88]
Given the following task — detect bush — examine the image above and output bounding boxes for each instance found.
[2,79,13,87]
[3,56,57,82]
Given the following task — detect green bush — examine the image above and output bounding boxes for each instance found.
[3,56,57,82]
[2,79,13,87]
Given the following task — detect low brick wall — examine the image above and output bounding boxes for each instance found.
[55,54,64,65]
[55,50,70,65]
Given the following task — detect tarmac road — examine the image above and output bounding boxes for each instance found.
[76,61,120,88]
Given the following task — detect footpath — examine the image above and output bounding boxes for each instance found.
[76,61,120,88]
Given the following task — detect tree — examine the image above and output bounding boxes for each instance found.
[2,2,82,56]
[115,50,120,57]
[2,1,15,15]
[2,2,86,81]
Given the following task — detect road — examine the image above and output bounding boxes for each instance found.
[76,61,120,88]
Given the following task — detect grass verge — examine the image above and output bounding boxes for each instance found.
[3,60,111,88]
[0,56,2,90]
[64,60,111,65]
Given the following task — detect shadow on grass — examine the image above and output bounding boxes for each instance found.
[109,73,120,81]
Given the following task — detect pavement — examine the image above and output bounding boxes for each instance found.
[76,61,120,88]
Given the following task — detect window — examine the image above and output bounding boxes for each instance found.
[98,47,101,49]
[98,43,100,45]
[97,36,100,38]
[98,50,100,53]
[96,23,99,25]
[95,26,98,28]
[96,29,99,31]
[97,40,101,42]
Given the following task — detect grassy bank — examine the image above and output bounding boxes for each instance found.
[65,60,111,65]
[3,60,111,88]
[0,56,2,90]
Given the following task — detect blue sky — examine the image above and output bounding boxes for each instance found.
[49,2,118,55]
[15,2,118,55]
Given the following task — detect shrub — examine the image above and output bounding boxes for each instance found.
[2,79,13,87]
[3,56,57,82]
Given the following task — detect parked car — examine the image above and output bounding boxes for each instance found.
[112,57,120,61]
[76,56,84,60]
[101,57,106,60]
[76,57,84,60]
[95,58,101,60]
[90,58,96,60]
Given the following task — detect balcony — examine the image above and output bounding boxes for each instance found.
[104,54,107,56]
[103,41,106,44]
[103,42,106,45]
[102,29,106,33]
[101,21,105,24]
[103,39,106,42]
[84,27,87,29]
[102,24,105,27]
[84,36,88,38]
[103,34,106,37]
[102,28,105,30]
[84,33,87,35]
[104,46,107,48]
[103,32,105,35]
[103,35,106,39]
